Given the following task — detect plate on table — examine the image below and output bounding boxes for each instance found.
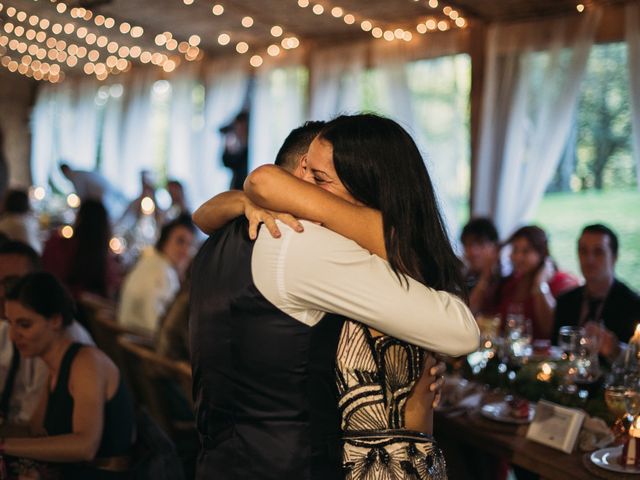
[480,400,535,424]
[591,446,640,474]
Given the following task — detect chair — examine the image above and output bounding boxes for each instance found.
[75,292,116,341]
[117,334,194,437]
[86,309,152,362]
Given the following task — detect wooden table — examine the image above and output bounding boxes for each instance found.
[435,409,596,480]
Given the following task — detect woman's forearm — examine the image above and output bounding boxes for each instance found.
[192,190,246,234]
[531,285,555,339]
[246,165,386,257]
[4,433,101,463]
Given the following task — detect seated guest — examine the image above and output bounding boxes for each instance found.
[43,200,122,300]
[156,265,191,363]
[460,217,501,314]
[2,273,135,478]
[118,215,194,337]
[476,225,579,340]
[0,241,93,425]
[165,179,190,222]
[0,189,42,253]
[554,224,640,360]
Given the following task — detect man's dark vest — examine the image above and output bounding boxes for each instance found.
[190,218,343,479]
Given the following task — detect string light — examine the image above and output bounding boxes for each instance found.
[2,8,133,82]
[4,1,186,80]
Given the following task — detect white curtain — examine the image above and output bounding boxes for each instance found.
[30,84,57,189]
[473,10,601,237]
[100,83,125,193]
[627,3,640,189]
[249,53,307,170]
[197,58,249,203]
[309,43,367,121]
[118,68,158,197]
[30,78,101,193]
[370,42,469,241]
[166,63,202,207]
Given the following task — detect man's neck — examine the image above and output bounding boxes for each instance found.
[585,276,614,299]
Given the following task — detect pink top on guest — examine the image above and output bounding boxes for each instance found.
[492,270,580,340]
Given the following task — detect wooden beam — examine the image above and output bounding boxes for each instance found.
[468,19,487,216]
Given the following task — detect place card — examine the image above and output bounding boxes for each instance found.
[525,400,586,453]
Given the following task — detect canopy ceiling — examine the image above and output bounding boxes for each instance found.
[0,0,631,81]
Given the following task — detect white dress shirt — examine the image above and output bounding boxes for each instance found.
[117,248,180,337]
[252,221,479,357]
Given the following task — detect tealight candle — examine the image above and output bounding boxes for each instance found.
[622,416,640,467]
[536,362,554,382]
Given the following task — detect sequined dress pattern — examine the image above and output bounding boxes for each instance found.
[336,320,447,480]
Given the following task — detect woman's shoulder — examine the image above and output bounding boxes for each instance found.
[70,345,114,378]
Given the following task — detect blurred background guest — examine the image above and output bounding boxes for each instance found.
[0,189,42,253]
[0,242,93,426]
[165,179,190,222]
[220,111,249,190]
[554,224,640,360]
[475,225,579,340]
[59,162,126,218]
[460,217,502,314]
[0,127,8,202]
[118,214,194,337]
[42,200,122,300]
[2,272,134,479]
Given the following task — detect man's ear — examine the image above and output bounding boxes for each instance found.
[293,154,308,179]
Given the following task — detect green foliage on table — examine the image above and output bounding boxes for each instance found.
[464,356,616,424]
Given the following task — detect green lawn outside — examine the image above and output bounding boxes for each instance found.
[533,189,640,291]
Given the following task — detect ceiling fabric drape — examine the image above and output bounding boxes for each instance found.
[473,9,601,237]
[626,2,640,190]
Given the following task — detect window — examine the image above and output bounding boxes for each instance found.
[534,42,640,289]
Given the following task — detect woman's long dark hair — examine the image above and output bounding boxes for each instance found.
[68,199,111,296]
[319,114,465,298]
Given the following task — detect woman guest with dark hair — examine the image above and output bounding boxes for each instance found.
[196,114,479,479]
[1,272,135,479]
[476,225,579,340]
[43,199,121,299]
[0,189,41,253]
[117,214,194,337]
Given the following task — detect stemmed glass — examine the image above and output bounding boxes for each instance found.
[505,312,532,360]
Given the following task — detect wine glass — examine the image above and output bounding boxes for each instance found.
[505,313,532,359]
[557,325,585,361]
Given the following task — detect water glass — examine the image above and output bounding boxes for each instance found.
[505,313,532,359]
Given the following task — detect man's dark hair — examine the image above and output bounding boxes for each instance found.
[156,214,195,252]
[460,218,499,245]
[59,163,71,174]
[581,223,619,257]
[274,121,326,172]
[0,240,42,271]
[3,189,30,214]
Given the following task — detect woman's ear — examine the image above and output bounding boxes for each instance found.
[50,313,64,331]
